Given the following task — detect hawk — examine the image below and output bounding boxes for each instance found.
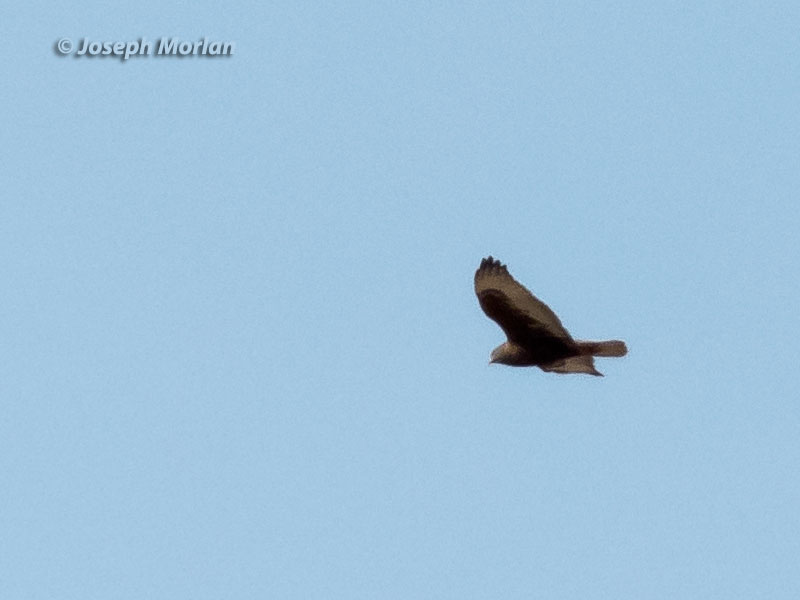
[475,256,627,376]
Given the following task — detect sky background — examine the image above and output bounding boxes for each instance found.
[3,2,799,598]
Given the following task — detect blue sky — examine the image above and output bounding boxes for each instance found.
[3,2,799,598]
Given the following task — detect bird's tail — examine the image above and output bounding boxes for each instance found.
[576,340,628,357]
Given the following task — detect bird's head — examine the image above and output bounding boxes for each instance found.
[489,344,506,365]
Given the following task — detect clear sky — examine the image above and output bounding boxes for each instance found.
[3,2,799,598]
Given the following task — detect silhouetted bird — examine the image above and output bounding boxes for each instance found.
[475,256,627,376]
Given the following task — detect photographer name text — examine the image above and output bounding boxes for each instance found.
[56,37,234,60]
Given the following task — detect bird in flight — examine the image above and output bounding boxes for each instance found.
[474,256,627,376]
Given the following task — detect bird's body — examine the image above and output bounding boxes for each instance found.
[474,256,627,376]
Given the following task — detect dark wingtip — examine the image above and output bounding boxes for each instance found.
[476,256,510,285]
[479,256,504,269]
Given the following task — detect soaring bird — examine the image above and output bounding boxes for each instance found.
[474,256,627,376]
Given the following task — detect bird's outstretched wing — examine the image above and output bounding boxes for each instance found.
[540,355,602,376]
[474,256,573,345]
